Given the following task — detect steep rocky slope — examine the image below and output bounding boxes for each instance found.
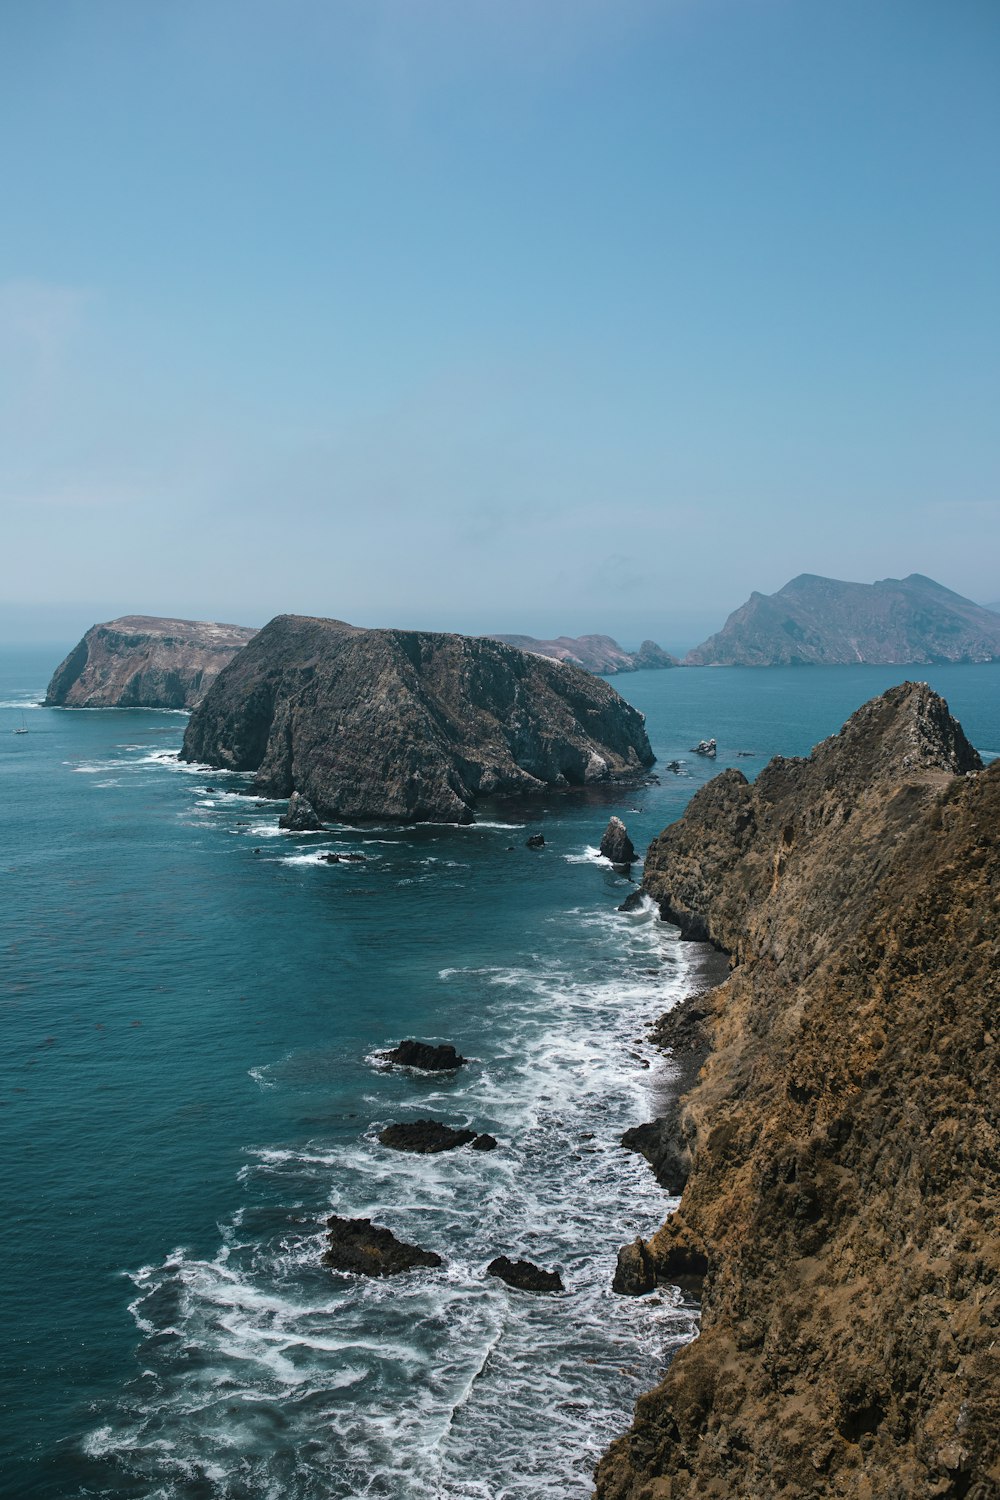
[491,633,678,673]
[597,683,999,1499]
[684,573,1000,665]
[45,616,257,709]
[181,614,653,823]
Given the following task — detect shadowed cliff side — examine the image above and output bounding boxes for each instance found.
[597,683,999,1499]
[181,614,654,824]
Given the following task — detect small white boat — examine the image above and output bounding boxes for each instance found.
[13,712,29,735]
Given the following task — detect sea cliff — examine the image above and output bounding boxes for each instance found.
[181,614,654,824]
[598,683,999,1498]
[45,616,257,709]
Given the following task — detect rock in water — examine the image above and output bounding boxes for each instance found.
[596,684,998,1499]
[378,1120,477,1153]
[381,1040,466,1071]
[180,614,654,825]
[471,1133,498,1151]
[278,791,323,831]
[526,833,545,849]
[44,616,257,709]
[487,1256,564,1293]
[322,1216,443,1277]
[599,815,636,864]
[612,1237,657,1296]
[323,1216,443,1276]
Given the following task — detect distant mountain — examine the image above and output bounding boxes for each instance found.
[684,574,1000,666]
[45,616,258,708]
[490,633,678,674]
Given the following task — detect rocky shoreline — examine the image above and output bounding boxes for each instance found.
[595,683,999,1497]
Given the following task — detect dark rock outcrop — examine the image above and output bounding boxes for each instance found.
[685,571,1000,666]
[278,791,323,831]
[487,1256,564,1293]
[181,615,654,824]
[596,684,998,1499]
[490,633,678,674]
[526,833,545,849]
[612,1237,657,1296]
[600,815,636,865]
[381,1040,467,1072]
[471,1133,498,1152]
[45,616,256,709]
[378,1120,477,1154]
[322,1216,443,1277]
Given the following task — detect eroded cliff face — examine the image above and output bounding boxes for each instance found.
[181,614,654,823]
[598,684,999,1499]
[44,616,257,709]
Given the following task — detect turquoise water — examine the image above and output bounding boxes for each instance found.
[2,652,997,1500]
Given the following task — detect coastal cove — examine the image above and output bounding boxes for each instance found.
[2,653,999,1500]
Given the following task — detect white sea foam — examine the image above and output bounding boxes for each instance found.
[84,896,699,1499]
[563,844,607,865]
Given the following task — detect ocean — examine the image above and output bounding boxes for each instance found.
[2,651,997,1500]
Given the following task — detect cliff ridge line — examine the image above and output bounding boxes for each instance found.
[597,683,998,1499]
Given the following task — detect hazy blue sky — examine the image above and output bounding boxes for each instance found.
[1,0,998,648]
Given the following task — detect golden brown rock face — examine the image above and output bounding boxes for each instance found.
[597,683,999,1500]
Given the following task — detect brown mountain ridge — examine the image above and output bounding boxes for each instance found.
[597,683,999,1498]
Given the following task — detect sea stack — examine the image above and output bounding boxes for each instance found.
[181,614,654,824]
[597,684,998,1498]
[45,616,257,710]
[599,816,636,865]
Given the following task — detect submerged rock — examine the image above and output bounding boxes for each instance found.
[278,791,323,831]
[599,815,636,865]
[379,1120,477,1154]
[486,1256,564,1293]
[322,1216,442,1277]
[381,1040,467,1071]
[180,614,654,824]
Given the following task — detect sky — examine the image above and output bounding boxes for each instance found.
[1,0,998,650]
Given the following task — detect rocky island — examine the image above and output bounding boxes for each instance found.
[685,572,1000,665]
[181,614,654,824]
[597,683,998,1497]
[45,615,257,709]
[490,633,678,673]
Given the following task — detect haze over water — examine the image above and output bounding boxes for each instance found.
[2,650,998,1499]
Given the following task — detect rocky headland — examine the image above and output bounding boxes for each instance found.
[684,572,1000,666]
[598,683,999,1498]
[181,614,654,824]
[45,615,257,709]
[491,633,678,674]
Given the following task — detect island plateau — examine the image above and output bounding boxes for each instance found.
[597,682,998,1498]
[181,614,654,823]
[44,615,257,709]
[490,633,678,673]
[685,572,1000,666]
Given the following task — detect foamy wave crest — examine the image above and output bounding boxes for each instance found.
[81,898,701,1498]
